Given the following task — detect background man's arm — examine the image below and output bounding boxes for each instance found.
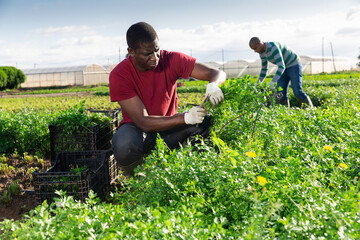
[257,56,268,84]
[270,44,285,84]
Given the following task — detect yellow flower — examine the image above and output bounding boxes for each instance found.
[338,163,348,169]
[323,145,334,152]
[245,151,256,158]
[257,176,267,185]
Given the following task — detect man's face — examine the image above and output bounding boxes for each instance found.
[129,38,160,71]
[250,42,265,54]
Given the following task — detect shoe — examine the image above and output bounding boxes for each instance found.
[278,97,290,108]
[307,96,314,108]
[302,96,313,108]
[119,159,144,177]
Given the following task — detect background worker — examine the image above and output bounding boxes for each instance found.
[249,37,313,107]
[109,22,226,176]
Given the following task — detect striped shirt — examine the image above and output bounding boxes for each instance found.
[258,42,300,83]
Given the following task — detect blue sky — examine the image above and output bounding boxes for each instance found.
[1,0,360,69]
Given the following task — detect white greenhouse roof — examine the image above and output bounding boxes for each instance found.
[22,65,88,74]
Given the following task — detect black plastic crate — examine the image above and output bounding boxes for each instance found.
[108,153,120,184]
[32,150,112,204]
[48,109,120,162]
[49,120,116,162]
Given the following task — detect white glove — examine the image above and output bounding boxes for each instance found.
[206,82,224,107]
[184,106,206,125]
[269,81,276,91]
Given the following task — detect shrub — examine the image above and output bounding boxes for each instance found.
[0,69,7,89]
[0,66,26,90]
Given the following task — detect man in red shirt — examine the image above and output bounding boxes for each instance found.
[109,22,226,176]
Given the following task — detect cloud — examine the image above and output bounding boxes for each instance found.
[0,41,44,67]
[336,27,360,36]
[0,32,126,68]
[335,7,360,37]
[156,18,317,61]
[2,6,359,69]
[36,25,96,36]
[156,10,359,63]
[42,34,125,66]
[346,6,360,19]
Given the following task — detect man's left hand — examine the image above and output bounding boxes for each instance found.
[269,81,276,91]
[206,82,224,107]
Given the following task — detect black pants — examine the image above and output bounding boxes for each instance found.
[112,116,211,175]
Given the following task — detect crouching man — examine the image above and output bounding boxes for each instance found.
[109,22,226,176]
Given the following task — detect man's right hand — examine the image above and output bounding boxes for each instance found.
[184,106,206,125]
[269,81,276,91]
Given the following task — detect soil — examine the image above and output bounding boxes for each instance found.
[0,156,123,222]
[0,193,38,221]
[0,91,92,99]
[0,156,52,221]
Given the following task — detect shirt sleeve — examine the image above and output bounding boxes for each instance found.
[258,55,268,83]
[109,65,137,102]
[168,51,196,82]
[270,44,285,83]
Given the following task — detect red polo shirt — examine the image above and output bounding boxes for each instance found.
[109,50,196,127]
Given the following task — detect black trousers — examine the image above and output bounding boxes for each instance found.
[112,116,211,175]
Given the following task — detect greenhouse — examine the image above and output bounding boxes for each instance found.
[19,56,354,88]
[21,64,109,88]
[210,56,354,78]
[105,63,117,73]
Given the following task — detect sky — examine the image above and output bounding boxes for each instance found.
[0,0,360,69]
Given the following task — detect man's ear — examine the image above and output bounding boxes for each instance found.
[128,47,135,57]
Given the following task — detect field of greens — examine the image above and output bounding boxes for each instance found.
[0,72,360,239]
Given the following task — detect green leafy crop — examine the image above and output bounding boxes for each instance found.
[50,100,111,134]
[1,74,360,239]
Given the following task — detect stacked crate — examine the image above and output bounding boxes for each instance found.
[32,109,121,204]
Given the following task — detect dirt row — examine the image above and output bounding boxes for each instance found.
[0,91,93,98]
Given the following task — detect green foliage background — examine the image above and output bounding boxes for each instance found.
[0,101,112,157]
[0,66,26,90]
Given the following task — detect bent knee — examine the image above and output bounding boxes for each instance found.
[112,136,128,151]
[293,89,307,99]
[112,136,142,165]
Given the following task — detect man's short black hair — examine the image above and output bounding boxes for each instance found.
[249,37,261,46]
[126,22,158,50]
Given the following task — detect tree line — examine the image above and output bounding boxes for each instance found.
[0,66,26,90]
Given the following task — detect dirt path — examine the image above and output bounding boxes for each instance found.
[0,91,93,98]
[0,157,52,221]
[0,194,37,221]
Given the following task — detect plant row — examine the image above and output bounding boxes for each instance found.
[1,76,359,238]
[0,101,113,158]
